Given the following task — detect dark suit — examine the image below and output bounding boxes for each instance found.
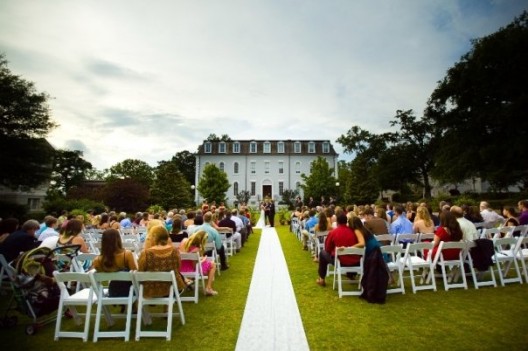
[269,202,275,227]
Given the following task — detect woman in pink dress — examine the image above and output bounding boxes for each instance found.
[179,230,218,296]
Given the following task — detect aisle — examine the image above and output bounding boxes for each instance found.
[235,227,309,351]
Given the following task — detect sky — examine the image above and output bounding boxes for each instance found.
[0,0,526,170]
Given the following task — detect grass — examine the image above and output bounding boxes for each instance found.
[1,225,528,350]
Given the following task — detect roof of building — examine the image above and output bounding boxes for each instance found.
[197,139,338,156]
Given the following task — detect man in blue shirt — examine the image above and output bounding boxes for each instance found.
[390,206,413,235]
[199,212,229,270]
[301,209,319,250]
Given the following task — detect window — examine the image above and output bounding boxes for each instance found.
[308,141,315,153]
[295,161,301,174]
[27,198,40,211]
[294,141,301,153]
[234,162,239,174]
[219,142,226,153]
[278,161,284,174]
[277,141,285,153]
[264,161,270,174]
[233,142,240,153]
[263,141,271,153]
[279,181,284,196]
[322,141,330,153]
[250,141,257,153]
[204,142,212,153]
[219,162,225,172]
[250,161,256,174]
[233,182,239,196]
[251,181,256,196]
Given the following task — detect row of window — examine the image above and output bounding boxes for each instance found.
[204,141,330,154]
[213,161,302,174]
[232,181,301,196]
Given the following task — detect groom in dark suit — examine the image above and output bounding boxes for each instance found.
[269,200,276,227]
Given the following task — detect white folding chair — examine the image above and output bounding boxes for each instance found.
[134,270,185,341]
[333,247,365,298]
[395,233,420,246]
[313,230,329,259]
[418,233,435,242]
[179,252,205,304]
[218,228,235,256]
[53,270,97,342]
[92,271,137,342]
[401,242,437,293]
[465,241,497,289]
[0,253,16,296]
[381,244,405,294]
[375,234,395,246]
[205,242,221,276]
[493,237,523,286]
[514,236,528,283]
[481,228,501,240]
[431,241,468,291]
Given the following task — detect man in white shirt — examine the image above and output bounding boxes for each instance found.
[230,209,247,246]
[451,206,479,241]
[479,201,504,227]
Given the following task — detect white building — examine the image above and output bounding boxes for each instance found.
[195,140,339,206]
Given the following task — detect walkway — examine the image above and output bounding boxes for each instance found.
[235,227,309,351]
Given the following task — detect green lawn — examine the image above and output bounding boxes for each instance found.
[1,225,527,350]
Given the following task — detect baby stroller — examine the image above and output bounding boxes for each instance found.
[4,245,80,335]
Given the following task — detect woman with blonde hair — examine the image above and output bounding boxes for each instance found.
[179,230,218,296]
[137,225,185,297]
[413,206,435,234]
[144,219,173,250]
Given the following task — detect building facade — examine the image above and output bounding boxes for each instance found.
[195,140,339,206]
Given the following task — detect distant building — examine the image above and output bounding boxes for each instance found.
[195,140,339,206]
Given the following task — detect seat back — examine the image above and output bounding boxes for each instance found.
[334,247,365,298]
[179,252,203,303]
[465,241,497,289]
[402,241,437,293]
[418,233,435,242]
[481,228,501,240]
[395,233,419,245]
[381,244,405,294]
[375,234,395,245]
[493,237,523,286]
[433,241,468,291]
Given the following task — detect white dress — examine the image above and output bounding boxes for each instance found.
[254,209,266,229]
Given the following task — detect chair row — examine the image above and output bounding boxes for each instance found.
[330,236,528,298]
[53,269,185,342]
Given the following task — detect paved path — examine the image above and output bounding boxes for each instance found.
[235,227,310,351]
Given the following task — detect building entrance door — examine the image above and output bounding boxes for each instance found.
[262,185,272,199]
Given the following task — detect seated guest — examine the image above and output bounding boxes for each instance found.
[138,225,185,297]
[480,201,505,227]
[301,209,319,251]
[119,212,133,228]
[390,205,413,235]
[144,219,172,250]
[364,207,389,235]
[0,218,19,245]
[170,215,188,243]
[230,208,247,245]
[502,206,520,227]
[316,213,360,287]
[92,229,138,296]
[37,216,59,242]
[179,230,218,296]
[0,219,40,262]
[518,200,528,225]
[56,219,89,253]
[186,214,202,235]
[199,212,229,271]
[464,205,484,223]
[429,210,463,260]
[218,211,242,250]
[312,211,331,262]
[412,206,435,234]
[450,206,479,241]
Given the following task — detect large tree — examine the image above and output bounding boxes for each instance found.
[426,11,528,190]
[0,53,57,188]
[48,149,92,197]
[170,150,196,185]
[101,178,149,213]
[107,159,154,188]
[151,160,193,209]
[300,156,337,202]
[197,163,230,204]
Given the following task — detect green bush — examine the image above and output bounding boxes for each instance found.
[43,198,105,215]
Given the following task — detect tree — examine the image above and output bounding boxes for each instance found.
[206,133,232,142]
[150,160,193,209]
[170,150,196,185]
[0,53,57,188]
[84,168,109,181]
[107,159,154,188]
[197,163,230,204]
[236,190,251,205]
[281,189,299,210]
[346,155,380,204]
[101,178,149,213]
[300,157,337,202]
[426,11,528,190]
[48,149,92,197]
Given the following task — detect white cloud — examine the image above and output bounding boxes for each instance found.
[0,0,525,168]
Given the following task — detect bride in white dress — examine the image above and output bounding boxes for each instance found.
[254,202,266,229]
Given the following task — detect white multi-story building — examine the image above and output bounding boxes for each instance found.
[195,140,339,206]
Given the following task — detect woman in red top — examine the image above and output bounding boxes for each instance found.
[431,210,463,260]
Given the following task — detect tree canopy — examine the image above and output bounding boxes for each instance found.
[197,163,230,204]
[48,149,93,197]
[300,157,337,202]
[426,11,528,190]
[107,159,154,188]
[151,160,193,209]
[170,150,196,185]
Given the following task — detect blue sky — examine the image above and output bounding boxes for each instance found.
[0,0,526,169]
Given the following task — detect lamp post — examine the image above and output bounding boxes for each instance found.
[191,185,196,206]
[335,181,340,205]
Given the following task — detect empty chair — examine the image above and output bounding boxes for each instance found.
[431,241,468,291]
[493,237,523,286]
[53,270,97,342]
[401,242,437,293]
[333,247,365,298]
[92,271,137,342]
[134,271,185,341]
[381,244,405,294]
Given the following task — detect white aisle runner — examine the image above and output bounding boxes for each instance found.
[235,227,310,351]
